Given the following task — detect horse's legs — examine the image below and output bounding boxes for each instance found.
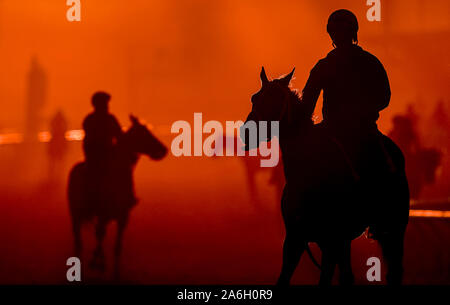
[72,218,82,257]
[276,232,305,286]
[89,217,108,272]
[113,214,129,280]
[378,230,405,285]
[336,240,354,285]
[319,242,338,286]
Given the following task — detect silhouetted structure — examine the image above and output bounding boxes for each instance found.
[25,57,47,142]
[241,10,409,286]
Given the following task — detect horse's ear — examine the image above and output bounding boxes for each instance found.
[129,114,139,125]
[280,67,295,87]
[260,66,269,85]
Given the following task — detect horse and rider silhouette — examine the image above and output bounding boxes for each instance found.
[68,9,409,285]
[241,10,409,285]
[68,92,167,279]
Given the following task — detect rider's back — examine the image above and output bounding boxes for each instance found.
[313,45,390,132]
[82,112,122,163]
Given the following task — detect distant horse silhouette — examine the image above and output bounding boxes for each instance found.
[68,115,167,278]
[389,113,442,199]
[241,68,410,285]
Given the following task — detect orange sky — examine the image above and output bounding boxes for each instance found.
[0,0,448,133]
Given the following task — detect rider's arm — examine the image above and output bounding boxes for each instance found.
[300,61,323,119]
[370,58,391,112]
[82,115,93,140]
[110,115,124,139]
[82,116,89,133]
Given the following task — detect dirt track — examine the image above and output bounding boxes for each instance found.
[0,142,448,284]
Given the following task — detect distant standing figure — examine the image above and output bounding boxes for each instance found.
[48,110,68,181]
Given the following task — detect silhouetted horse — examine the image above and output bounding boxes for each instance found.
[68,115,167,278]
[241,68,410,285]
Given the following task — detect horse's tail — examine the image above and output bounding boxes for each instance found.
[305,242,321,270]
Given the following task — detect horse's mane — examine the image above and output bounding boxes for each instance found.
[288,88,303,107]
[283,86,314,127]
[114,128,139,166]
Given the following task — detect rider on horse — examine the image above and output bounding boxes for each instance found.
[299,9,393,184]
[82,92,136,212]
[83,91,123,171]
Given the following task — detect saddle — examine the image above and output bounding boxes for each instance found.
[315,122,397,182]
[84,157,137,218]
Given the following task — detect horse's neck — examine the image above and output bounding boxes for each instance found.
[278,93,305,145]
[278,93,312,171]
[115,136,139,169]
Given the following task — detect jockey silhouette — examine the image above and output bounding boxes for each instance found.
[82,92,123,210]
[300,9,392,180]
[83,92,123,171]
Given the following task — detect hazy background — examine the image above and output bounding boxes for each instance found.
[0,0,448,130]
[0,0,449,284]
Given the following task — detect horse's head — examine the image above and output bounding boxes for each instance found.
[126,115,168,160]
[241,67,296,150]
[246,67,295,123]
